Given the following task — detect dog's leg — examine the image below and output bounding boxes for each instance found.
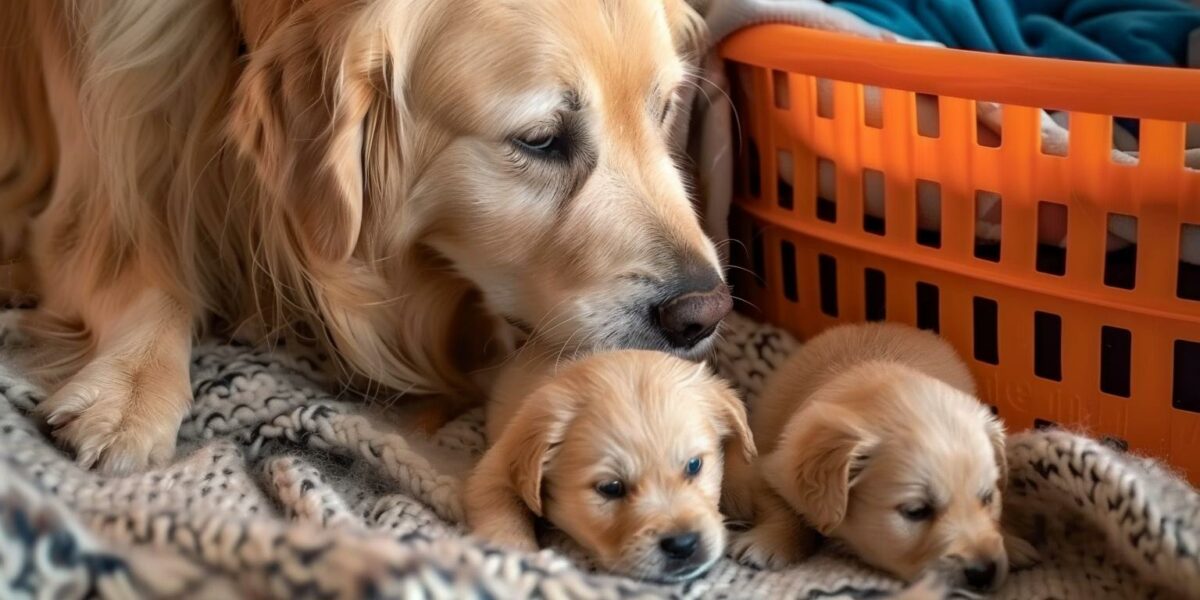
[463,451,539,553]
[730,486,818,569]
[34,288,192,474]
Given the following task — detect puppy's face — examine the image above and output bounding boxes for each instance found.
[767,368,1008,592]
[510,351,755,581]
[400,0,728,358]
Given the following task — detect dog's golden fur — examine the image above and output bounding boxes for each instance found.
[465,349,755,581]
[0,0,719,473]
[725,323,1012,591]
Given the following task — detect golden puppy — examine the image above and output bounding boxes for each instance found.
[465,350,756,582]
[726,323,1010,593]
[0,0,728,473]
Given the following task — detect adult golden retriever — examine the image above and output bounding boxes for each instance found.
[0,0,729,473]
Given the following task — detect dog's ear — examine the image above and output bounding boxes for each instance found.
[497,385,579,517]
[765,403,877,535]
[230,9,384,263]
[700,369,757,464]
[664,0,707,64]
[986,415,1008,491]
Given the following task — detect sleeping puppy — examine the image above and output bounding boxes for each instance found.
[465,349,756,582]
[725,323,1011,593]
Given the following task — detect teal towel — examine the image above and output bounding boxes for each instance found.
[830,0,1200,67]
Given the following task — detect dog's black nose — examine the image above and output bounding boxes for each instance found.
[963,560,998,591]
[659,532,700,560]
[656,275,731,349]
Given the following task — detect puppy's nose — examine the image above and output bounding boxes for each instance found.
[656,278,732,349]
[963,560,998,591]
[658,532,700,560]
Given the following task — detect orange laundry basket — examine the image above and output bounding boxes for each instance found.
[721,26,1200,483]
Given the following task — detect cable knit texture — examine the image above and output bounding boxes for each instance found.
[0,311,1197,599]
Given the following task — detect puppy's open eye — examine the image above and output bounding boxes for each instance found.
[595,480,626,499]
[684,456,703,477]
[513,132,569,160]
[898,502,935,522]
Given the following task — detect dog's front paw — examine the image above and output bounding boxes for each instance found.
[38,355,190,474]
[729,524,807,570]
[474,527,539,554]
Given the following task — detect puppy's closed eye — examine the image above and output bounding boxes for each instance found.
[898,502,936,522]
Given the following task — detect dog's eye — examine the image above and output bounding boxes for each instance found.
[898,503,935,522]
[980,490,995,507]
[684,456,703,477]
[513,132,569,160]
[595,480,626,499]
[659,100,672,124]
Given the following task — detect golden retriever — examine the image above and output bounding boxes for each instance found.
[0,0,730,473]
[725,323,1010,593]
[464,349,755,582]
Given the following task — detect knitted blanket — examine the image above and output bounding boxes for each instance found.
[1,311,1197,599]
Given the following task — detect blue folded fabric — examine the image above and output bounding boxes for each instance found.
[829,0,1200,67]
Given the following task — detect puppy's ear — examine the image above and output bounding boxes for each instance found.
[706,379,757,464]
[986,416,1009,491]
[230,9,384,263]
[765,403,877,535]
[497,385,579,517]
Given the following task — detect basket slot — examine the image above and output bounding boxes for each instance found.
[1100,325,1132,397]
[864,268,886,321]
[1175,340,1200,413]
[973,296,1000,365]
[974,191,1002,262]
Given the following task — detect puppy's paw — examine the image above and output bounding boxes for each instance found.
[474,527,539,554]
[1004,531,1040,569]
[729,524,807,570]
[38,355,189,474]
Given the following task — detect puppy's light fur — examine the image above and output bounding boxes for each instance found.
[0,0,720,473]
[725,323,1012,591]
[465,350,756,582]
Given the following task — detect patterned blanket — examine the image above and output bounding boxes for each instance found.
[1,311,1197,599]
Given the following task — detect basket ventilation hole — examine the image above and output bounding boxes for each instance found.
[1171,343,1200,412]
[1179,224,1200,302]
[1041,109,1069,157]
[772,70,790,110]
[1034,311,1063,382]
[1036,202,1068,276]
[863,85,883,129]
[1103,214,1137,290]
[1174,340,1200,413]
[973,297,999,365]
[781,240,798,303]
[916,180,941,248]
[1100,326,1132,398]
[750,221,766,289]
[818,254,838,317]
[916,94,939,138]
[975,101,1002,148]
[974,191,1001,262]
[915,282,939,333]
[1187,122,1199,169]
[776,150,793,210]
[817,158,837,223]
[746,138,761,199]
[862,169,885,236]
[1033,418,1059,431]
[864,268,886,322]
[816,78,834,119]
[1111,116,1138,165]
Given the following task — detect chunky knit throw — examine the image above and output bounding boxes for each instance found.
[1,311,1197,599]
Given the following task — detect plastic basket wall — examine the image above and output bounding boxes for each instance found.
[722,26,1200,483]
